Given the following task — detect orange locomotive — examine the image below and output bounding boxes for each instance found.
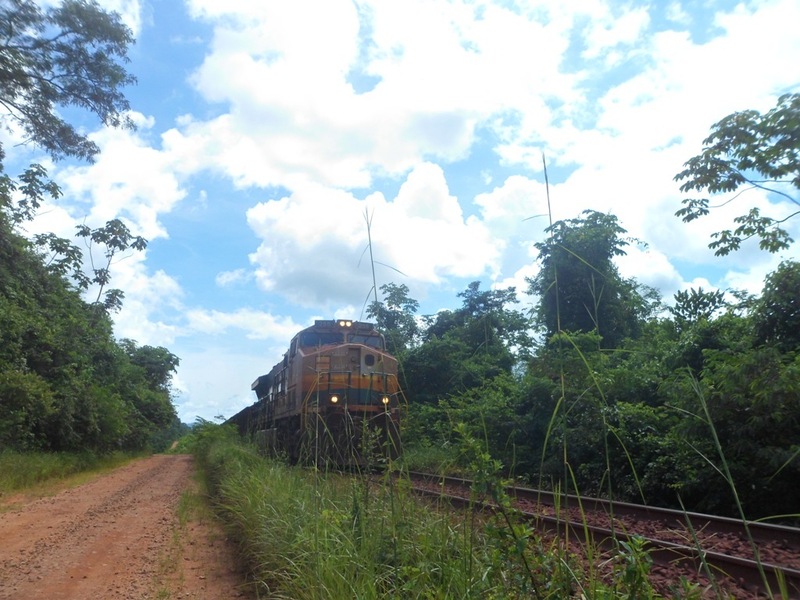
[230,319,402,466]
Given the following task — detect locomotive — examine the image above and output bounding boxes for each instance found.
[228,319,403,466]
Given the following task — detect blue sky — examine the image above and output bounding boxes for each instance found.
[6,0,799,423]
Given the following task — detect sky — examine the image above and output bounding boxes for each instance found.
[5,0,799,423]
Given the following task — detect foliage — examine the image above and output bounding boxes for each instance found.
[74,219,148,311]
[752,260,800,352]
[455,424,543,597]
[0,216,178,452]
[0,0,135,162]
[0,163,61,224]
[528,210,654,348]
[672,348,800,517]
[611,536,655,599]
[0,1,178,455]
[366,282,420,355]
[0,369,54,450]
[605,402,688,505]
[675,93,800,255]
[194,426,664,599]
[402,281,531,405]
[668,287,727,332]
[386,214,800,522]
[441,373,527,473]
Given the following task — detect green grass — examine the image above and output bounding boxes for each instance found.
[397,442,460,475]
[0,449,134,496]
[194,433,671,599]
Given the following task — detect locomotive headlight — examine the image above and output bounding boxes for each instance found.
[330,394,339,404]
[337,320,353,327]
[381,395,390,405]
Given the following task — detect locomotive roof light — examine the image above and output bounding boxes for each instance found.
[337,320,353,327]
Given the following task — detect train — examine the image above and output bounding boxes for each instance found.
[227,319,403,466]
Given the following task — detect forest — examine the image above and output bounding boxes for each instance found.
[1,0,797,526]
[0,0,183,455]
[0,193,183,453]
[366,211,799,521]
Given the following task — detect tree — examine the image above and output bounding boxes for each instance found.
[0,168,149,315]
[752,260,800,352]
[675,93,800,256]
[402,281,531,404]
[424,282,532,358]
[528,210,652,349]
[119,340,180,393]
[366,282,420,355]
[671,347,800,517]
[0,0,145,315]
[0,0,135,162]
[0,3,178,453]
[74,218,147,312]
[0,217,176,452]
[668,287,727,332]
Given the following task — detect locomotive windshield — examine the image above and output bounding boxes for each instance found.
[349,334,384,350]
[299,332,344,347]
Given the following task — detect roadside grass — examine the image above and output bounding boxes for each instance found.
[0,450,136,503]
[193,431,669,599]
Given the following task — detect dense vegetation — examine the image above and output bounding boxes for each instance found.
[187,421,677,599]
[369,209,800,521]
[0,0,182,456]
[0,211,182,452]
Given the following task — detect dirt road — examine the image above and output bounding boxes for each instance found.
[0,454,249,599]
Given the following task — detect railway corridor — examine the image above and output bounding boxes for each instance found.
[407,472,800,599]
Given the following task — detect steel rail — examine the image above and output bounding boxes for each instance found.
[408,472,800,549]
[406,471,800,598]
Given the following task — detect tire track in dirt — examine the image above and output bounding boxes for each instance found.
[0,454,248,600]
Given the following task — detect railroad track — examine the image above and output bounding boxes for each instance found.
[405,471,800,599]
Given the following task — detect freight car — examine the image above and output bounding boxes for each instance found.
[228,319,403,466]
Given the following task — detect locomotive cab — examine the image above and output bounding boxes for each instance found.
[230,319,403,466]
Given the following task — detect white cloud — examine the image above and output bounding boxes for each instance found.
[216,268,249,287]
[245,163,498,308]
[166,1,587,191]
[171,348,273,423]
[721,254,789,296]
[55,113,187,241]
[616,245,683,298]
[184,308,301,341]
[110,260,185,345]
[97,0,143,35]
[582,5,651,62]
[665,3,690,27]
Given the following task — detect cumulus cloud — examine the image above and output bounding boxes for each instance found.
[170,348,276,423]
[246,163,498,308]
[168,1,588,191]
[55,113,187,240]
[184,308,302,341]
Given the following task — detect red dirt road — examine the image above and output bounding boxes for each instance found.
[0,454,249,600]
